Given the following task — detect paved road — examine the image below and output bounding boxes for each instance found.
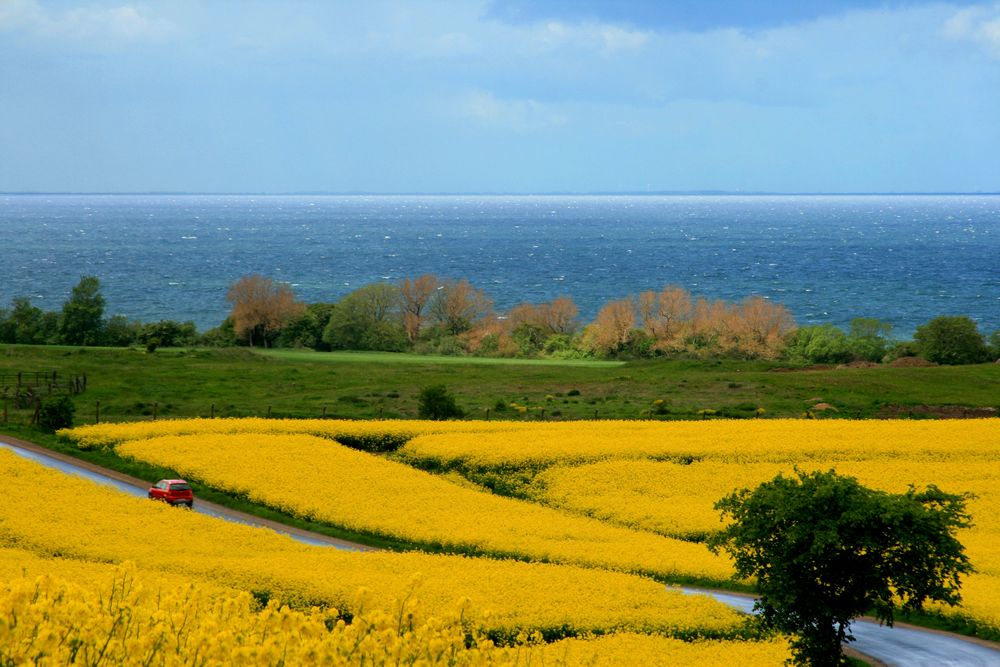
[680,590,1000,666]
[0,437,371,551]
[3,436,999,666]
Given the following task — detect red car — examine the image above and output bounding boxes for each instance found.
[148,479,194,508]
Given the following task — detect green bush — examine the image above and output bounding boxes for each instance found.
[914,316,990,365]
[417,385,464,420]
[38,395,75,432]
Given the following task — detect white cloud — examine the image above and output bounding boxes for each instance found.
[0,0,175,44]
[942,5,1000,58]
[455,90,568,132]
[522,19,650,56]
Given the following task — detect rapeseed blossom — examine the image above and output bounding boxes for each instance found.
[0,449,743,638]
[115,432,733,582]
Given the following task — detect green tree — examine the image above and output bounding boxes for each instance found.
[323,283,406,351]
[277,303,336,350]
[847,317,893,362]
[2,297,56,344]
[103,315,141,347]
[988,330,1000,361]
[708,470,972,666]
[59,276,106,346]
[416,385,464,420]
[914,315,990,365]
[37,395,75,432]
[785,324,853,364]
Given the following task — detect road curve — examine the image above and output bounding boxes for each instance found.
[0,436,372,551]
[3,436,999,666]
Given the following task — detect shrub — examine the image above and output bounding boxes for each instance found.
[914,316,990,365]
[417,385,464,420]
[38,395,75,432]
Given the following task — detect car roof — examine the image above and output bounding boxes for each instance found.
[159,479,189,484]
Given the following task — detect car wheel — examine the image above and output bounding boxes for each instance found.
[186,501,193,509]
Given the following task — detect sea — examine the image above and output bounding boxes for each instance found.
[1,194,998,338]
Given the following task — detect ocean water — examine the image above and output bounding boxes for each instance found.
[1,194,998,337]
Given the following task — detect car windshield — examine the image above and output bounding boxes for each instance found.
[169,483,191,491]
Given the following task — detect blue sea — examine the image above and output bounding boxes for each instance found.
[1,194,998,337]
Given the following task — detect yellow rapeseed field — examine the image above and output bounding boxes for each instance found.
[0,563,791,666]
[114,432,732,582]
[397,418,1000,468]
[0,449,743,639]
[57,418,1000,638]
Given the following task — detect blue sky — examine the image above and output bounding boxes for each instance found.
[1,0,998,193]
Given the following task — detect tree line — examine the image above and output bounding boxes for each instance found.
[2,274,998,364]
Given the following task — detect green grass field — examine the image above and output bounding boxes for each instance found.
[1,343,997,424]
[258,348,625,367]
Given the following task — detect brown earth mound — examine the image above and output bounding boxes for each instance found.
[836,361,880,369]
[888,356,937,368]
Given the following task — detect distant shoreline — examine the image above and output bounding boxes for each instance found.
[3,191,1000,197]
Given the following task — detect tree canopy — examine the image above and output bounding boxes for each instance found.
[708,469,973,666]
[59,276,106,346]
[226,274,305,347]
[914,315,990,365]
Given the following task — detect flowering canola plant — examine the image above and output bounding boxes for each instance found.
[114,432,732,582]
[0,563,791,666]
[58,418,1000,638]
[0,449,743,639]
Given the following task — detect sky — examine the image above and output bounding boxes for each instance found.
[1,0,999,193]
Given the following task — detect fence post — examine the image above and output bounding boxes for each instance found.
[378,407,384,419]
[3,396,7,423]
[152,402,158,421]
[594,409,598,419]
[95,400,100,424]
[485,408,490,421]
[540,408,545,420]
[322,406,327,418]
[266,405,271,418]
[210,403,215,419]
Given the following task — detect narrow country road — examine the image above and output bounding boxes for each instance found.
[3,436,999,666]
[0,436,371,551]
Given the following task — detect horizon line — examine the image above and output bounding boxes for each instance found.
[3,190,1000,197]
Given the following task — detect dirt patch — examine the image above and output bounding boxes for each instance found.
[769,364,836,372]
[888,356,938,368]
[876,405,998,419]
[836,361,879,369]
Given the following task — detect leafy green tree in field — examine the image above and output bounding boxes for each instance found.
[323,284,406,351]
[278,303,336,350]
[914,315,990,365]
[138,320,198,349]
[37,395,75,432]
[708,470,972,666]
[1,297,59,344]
[989,330,1000,361]
[59,276,106,346]
[417,385,464,420]
[103,315,142,347]
[784,324,853,364]
[847,317,893,362]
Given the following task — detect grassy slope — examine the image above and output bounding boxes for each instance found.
[1,344,997,424]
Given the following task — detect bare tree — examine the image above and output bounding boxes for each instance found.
[734,296,796,358]
[587,297,635,355]
[226,274,305,347]
[639,285,692,343]
[539,296,579,335]
[429,279,493,335]
[400,274,438,343]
